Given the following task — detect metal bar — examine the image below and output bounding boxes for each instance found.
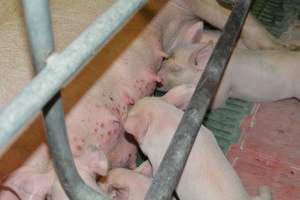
[145,0,252,199]
[21,1,109,200]
[220,0,236,6]
[0,0,146,155]
[43,94,110,200]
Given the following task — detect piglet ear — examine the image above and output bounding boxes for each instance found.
[190,41,214,71]
[134,161,153,177]
[163,21,203,52]
[183,21,204,44]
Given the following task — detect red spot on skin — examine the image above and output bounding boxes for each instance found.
[108,131,111,135]
[110,97,114,101]
[123,106,126,110]
[81,139,85,143]
[95,104,100,108]
[94,128,98,132]
[141,80,144,83]
[100,123,104,128]
[77,145,82,152]
[74,137,77,141]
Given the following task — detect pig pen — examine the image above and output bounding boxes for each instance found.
[0,0,299,200]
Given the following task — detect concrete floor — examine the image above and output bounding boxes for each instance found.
[228,99,300,200]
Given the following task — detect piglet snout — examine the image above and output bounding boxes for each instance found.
[156,78,164,88]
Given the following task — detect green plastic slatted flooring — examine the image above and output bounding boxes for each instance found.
[203,100,253,152]
[252,0,300,37]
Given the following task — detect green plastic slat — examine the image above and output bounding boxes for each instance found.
[203,98,253,153]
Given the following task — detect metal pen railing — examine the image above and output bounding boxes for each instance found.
[22,1,109,199]
[0,0,252,199]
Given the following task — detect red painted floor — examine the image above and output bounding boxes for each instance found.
[227,99,300,200]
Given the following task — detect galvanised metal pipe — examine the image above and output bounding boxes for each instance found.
[145,0,252,199]
[43,94,110,200]
[21,1,109,199]
[0,0,146,155]
[220,0,236,6]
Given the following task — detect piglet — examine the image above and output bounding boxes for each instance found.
[100,161,157,200]
[124,97,271,200]
[158,42,300,108]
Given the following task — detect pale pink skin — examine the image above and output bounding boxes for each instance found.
[158,41,300,109]
[50,151,109,200]
[0,144,55,200]
[200,29,247,49]
[0,0,285,198]
[0,1,196,199]
[63,0,199,170]
[124,97,272,200]
[100,161,156,200]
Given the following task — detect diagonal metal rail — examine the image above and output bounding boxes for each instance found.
[145,0,253,199]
